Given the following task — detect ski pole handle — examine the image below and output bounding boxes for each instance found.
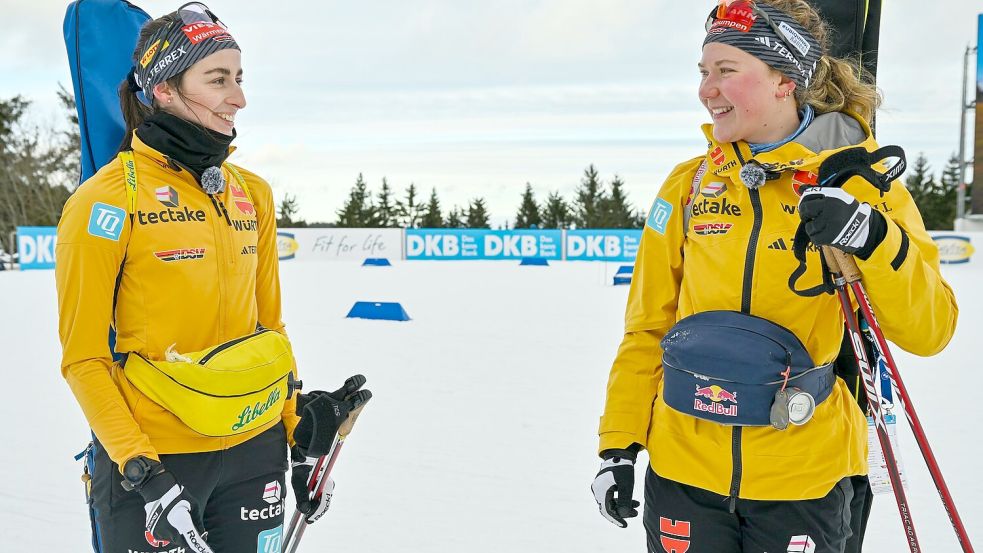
[338,389,372,438]
[822,246,862,283]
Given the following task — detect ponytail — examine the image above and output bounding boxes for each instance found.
[760,0,882,125]
[115,12,182,154]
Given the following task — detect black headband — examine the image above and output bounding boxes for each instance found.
[704,1,822,91]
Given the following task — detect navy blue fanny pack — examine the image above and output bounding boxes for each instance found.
[660,311,835,427]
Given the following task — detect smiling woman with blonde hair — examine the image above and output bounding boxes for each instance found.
[589,1,957,552]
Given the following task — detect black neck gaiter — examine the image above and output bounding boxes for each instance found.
[136,111,235,181]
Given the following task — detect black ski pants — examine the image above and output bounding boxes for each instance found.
[84,424,288,553]
[643,467,856,553]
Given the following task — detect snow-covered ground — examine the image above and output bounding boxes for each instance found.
[1,259,979,551]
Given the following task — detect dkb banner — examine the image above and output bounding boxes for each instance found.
[565,230,642,262]
[16,227,58,270]
[406,229,562,260]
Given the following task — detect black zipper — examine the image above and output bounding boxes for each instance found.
[734,145,762,315]
[728,144,762,513]
[198,329,269,365]
[729,426,742,513]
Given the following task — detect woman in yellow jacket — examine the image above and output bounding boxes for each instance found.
[590,1,957,552]
[56,4,359,551]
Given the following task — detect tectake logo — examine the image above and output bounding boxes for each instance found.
[155,186,179,207]
[787,534,816,553]
[263,481,282,504]
[87,202,126,241]
[700,181,727,198]
[240,482,284,522]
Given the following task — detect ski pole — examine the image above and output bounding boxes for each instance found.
[823,247,921,552]
[282,389,372,553]
[827,247,975,553]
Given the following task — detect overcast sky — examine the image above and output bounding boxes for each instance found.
[1,1,980,225]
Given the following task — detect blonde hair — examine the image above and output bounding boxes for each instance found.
[760,0,881,124]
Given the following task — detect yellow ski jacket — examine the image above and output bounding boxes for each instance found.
[56,133,300,469]
[599,112,957,501]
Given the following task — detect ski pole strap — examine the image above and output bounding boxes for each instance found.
[788,224,836,297]
[788,144,905,297]
[817,145,907,193]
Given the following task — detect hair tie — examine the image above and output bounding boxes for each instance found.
[126,68,142,93]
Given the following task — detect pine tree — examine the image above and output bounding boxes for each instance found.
[936,154,960,229]
[598,175,635,228]
[374,177,397,227]
[335,173,374,227]
[572,164,607,228]
[904,154,942,229]
[396,182,424,228]
[444,207,465,228]
[420,188,443,228]
[540,191,570,229]
[514,183,542,228]
[467,198,491,228]
[277,193,300,227]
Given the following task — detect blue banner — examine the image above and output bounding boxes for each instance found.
[17,227,58,270]
[565,230,642,261]
[406,229,562,260]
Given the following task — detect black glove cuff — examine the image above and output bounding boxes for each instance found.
[600,443,641,462]
[137,467,178,500]
[290,444,309,462]
[855,208,887,260]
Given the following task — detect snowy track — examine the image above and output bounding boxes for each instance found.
[2,260,979,551]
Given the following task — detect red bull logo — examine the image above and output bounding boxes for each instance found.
[694,385,738,417]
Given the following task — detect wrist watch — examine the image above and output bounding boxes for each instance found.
[120,456,157,492]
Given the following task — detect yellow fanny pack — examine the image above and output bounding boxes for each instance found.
[123,329,295,437]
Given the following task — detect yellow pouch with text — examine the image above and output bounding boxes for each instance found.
[123,330,294,437]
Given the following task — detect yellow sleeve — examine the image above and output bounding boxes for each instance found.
[849,178,958,355]
[598,159,695,454]
[56,174,159,467]
[244,169,301,444]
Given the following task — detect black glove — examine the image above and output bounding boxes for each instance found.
[798,186,886,258]
[292,377,366,458]
[290,445,335,523]
[290,376,369,523]
[591,448,640,528]
[124,458,213,553]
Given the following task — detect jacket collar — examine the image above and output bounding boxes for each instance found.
[129,131,238,180]
[701,111,877,181]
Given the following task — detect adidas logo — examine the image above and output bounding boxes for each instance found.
[768,238,789,251]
